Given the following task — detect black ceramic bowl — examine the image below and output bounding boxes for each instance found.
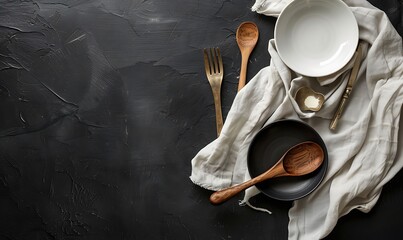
[247,119,328,201]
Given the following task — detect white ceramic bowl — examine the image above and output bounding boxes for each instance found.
[274,0,359,77]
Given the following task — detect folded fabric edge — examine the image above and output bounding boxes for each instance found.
[189,175,219,191]
[251,0,292,16]
[251,0,265,12]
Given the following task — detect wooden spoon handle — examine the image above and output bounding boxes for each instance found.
[237,52,250,92]
[210,164,283,205]
[210,177,259,205]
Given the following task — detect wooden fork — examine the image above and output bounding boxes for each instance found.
[203,47,224,137]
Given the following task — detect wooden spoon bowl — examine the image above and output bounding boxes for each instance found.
[236,22,259,91]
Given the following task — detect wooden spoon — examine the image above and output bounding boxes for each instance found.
[236,22,259,91]
[209,141,324,205]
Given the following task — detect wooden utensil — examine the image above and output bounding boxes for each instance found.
[203,48,224,137]
[209,141,324,205]
[236,22,259,91]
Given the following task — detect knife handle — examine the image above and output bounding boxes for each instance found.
[329,88,351,130]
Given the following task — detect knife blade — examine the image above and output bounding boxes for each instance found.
[330,42,363,130]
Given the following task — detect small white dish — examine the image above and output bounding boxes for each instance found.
[274,0,359,77]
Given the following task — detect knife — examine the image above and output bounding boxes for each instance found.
[330,42,363,130]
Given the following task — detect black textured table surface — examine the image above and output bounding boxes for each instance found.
[0,0,402,239]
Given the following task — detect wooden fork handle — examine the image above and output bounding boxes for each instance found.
[211,88,223,137]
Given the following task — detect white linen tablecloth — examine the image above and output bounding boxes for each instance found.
[190,0,403,239]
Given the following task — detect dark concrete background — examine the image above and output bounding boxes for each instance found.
[0,0,402,239]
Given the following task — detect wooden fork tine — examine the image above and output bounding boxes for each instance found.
[211,48,218,74]
[203,48,211,76]
[210,48,220,74]
[204,48,221,76]
[202,47,224,137]
[215,48,223,75]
